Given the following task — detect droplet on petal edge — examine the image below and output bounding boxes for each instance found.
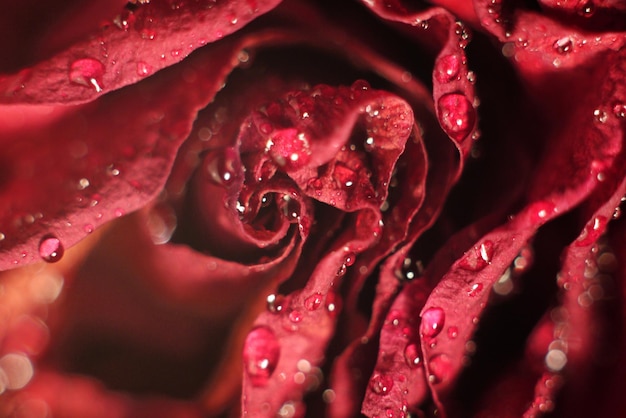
[69,58,105,92]
[243,326,281,387]
[38,235,64,263]
[437,93,475,142]
[421,307,445,338]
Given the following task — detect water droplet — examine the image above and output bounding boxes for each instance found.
[435,55,461,84]
[205,149,238,187]
[369,374,394,395]
[243,326,280,386]
[576,1,596,17]
[325,292,340,316]
[467,283,483,297]
[69,58,105,92]
[266,129,311,171]
[613,103,626,118]
[593,108,608,124]
[304,293,323,311]
[427,354,451,384]
[350,80,370,93]
[266,294,285,313]
[437,93,475,142]
[136,61,153,77]
[553,37,573,54]
[528,201,556,223]
[459,240,494,271]
[83,224,94,234]
[288,310,303,323]
[421,307,445,338]
[447,326,459,339]
[404,343,421,368]
[38,235,64,263]
[454,21,472,48]
[280,195,300,223]
[140,28,156,40]
[576,215,607,246]
[344,252,357,267]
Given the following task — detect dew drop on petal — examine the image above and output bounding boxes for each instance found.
[434,54,461,84]
[38,235,64,263]
[205,149,237,187]
[280,195,301,223]
[576,1,596,17]
[576,216,607,246]
[459,240,494,271]
[69,58,105,92]
[428,354,451,384]
[613,103,626,118]
[467,283,483,297]
[404,343,421,368]
[447,326,459,339]
[304,293,323,311]
[267,128,311,171]
[421,307,445,338]
[369,374,394,395]
[437,93,475,142]
[266,294,285,313]
[243,326,280,386]
[553,37,573,54]
[288,310,303,323]
[136,61,153,77]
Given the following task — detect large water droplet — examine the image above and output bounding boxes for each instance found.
[243,326,280,386]
[38,235,64,263]
[434,54,461,84]
[69,58,105,92]
[428,354,451,384]
[369,374,394,395]
[421,307,445,338]
[437,93,475,142]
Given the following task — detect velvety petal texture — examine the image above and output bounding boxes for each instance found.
[0,0,625,417]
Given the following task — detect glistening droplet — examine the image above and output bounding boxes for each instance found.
[304,293,323,311]
[437,93,475,142]
[38,235,64,263]
[435,54,461,84]
[428,354,451,384]
[69,58,105,92]
[369,374,394,395]
[243,326,280,386]
[404,343,421,368]
[421,307,445,338]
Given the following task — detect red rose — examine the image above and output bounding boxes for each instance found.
[0,0,624,417]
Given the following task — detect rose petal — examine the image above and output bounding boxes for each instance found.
[0,0,282,104]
